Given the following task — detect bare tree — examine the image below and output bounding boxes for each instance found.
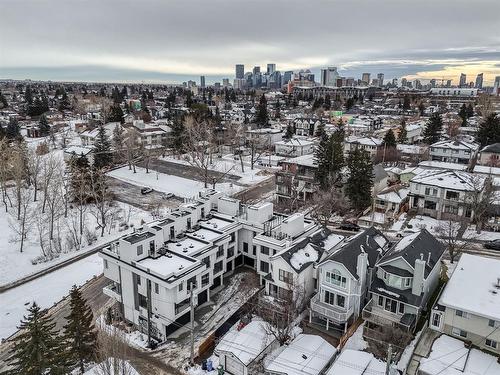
[183,114,218,188]
[435,218,471,263]
[40,152,60,213]
[26,146,44,202]
[124,128,141,173]
[465,175,495,234]
[310,188,350,227]
[258,278,307,345]
[8,186,34,252]
[0,138,13,211]
[90,169,115,237]
[94,328,136,375]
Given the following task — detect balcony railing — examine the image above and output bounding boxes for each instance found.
[103,283,122,303]
[310,293,353,324]
[362,299,411,328]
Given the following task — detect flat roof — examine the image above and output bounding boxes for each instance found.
[136,252,196,279]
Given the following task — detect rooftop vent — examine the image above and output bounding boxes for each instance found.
[302,354,307,360]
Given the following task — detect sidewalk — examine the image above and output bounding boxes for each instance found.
[406,328,440,375]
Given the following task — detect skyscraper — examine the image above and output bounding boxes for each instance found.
[377,73,384,87]
[320,67,339,87]
[235,64,244,79]
[267,64,276,75]
[283,71,293,85]
[200,76,206,88]
[362,73,371,85]
[459,73,467,87]
[253,66,261,74]
[475,73,484,89]
[222,78,230,87]
[494,76,500,95]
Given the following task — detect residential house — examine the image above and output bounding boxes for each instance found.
[292,117,322,136]
[344,136,384,159]
[63,145,94,165]
[246,128,283,146]
[310,227,389,331]
[362,229,445,334]
[429,140,478,165]
[80,122,119,146]
[345,116,383,136]
[274,138,315,157]
[429,254,500,354]
[275,154,318,203]
[325,349,385,375]
[477,143,500,166]
[408,170,486,220]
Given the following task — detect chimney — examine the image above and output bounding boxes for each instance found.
[356,251,369,291]
[427,252,431,265]
[412,256,426,296]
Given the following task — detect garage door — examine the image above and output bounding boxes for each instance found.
[225,355,244,375]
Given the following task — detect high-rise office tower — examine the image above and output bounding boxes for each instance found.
[430,79,436,88]
[475,73,484,89]
[222,78,230,87]
[494,76,500,95]
[362,73,371,85]
[235,64,245,79]
[267,64,276,75]
[253,66,261,75]
[377,73,384,87]
[200,76,206,88]
[283,71,293,85]
[446,80,452,88]
[320,66,339,86]
[459,73,467,87]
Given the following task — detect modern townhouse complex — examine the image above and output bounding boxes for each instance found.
[429,140,478,165]
[429,254,500,354]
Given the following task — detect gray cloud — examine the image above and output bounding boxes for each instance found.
[1,0,499,83]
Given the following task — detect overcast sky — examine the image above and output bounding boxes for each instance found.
[1,0,499,84]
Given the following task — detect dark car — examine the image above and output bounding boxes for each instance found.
[484,239,500,251]
[338,222,360,232]
[141,187,153,195]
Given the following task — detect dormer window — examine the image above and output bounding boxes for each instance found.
[326,270,346,288]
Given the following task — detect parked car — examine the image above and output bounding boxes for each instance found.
[484,239,500,251]
[162,193,174,200]
[338,222,360,232]
[141,187,153,195]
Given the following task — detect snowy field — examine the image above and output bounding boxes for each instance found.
[108,166,244,198]
[0,254,103,339]
[162,154,275,185]
[0,201,151,286]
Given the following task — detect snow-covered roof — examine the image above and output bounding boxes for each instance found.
[289,243,319,271]
[215,320,273,366]
[430,139,479,151]
[345,135,383,146]
[136,251,197,279]
[84,359,139,375]
[265,334,337,375]
[419,335,500,375]
[439,254,500,321]
[410,170,486,191]
[377,187,409,203]
[63,145,93,156]
[275,138,315,147]
[418,160,468,171]
[283,154,317,168]
[326,349,385,375]
[473,165,500,177]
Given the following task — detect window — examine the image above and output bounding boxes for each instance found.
[385,298,397,314]
[178,282,183,292]
[432,313,441,328]
[137,245,143,256]
[378,296,384,306]
[279,269,293,283]
[488,319,496,328]
[136,275,141,285]
[485,339,498,349]
[404,278,411,287]
[230,233,235,243]
[202,256,210,268]
[216,246,224,258]
[261,246,270,255]
[424,200,437,210]
[187,276,197,290]
[187,218,191,230]
[260,261,269,274]
[214,260,223,274]
[227,247,234,258]
[337,294,346,308]
[324,290,335,305]
[104,259,108,269]
[452,328,467,338]
[253,245,256,255]
[243,242,248,253]
[455,310,468,318]
[201,273,209,287]
[326,270,346,288]
[154,283,159,294]
[138,294,147,309]
[399,303,405,314]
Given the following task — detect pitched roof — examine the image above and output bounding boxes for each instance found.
[481,142,500,153]
[378,229,445,278]
[320,227,388,279]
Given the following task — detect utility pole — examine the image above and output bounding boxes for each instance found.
[385,344,392,375]
[189,282,195,365]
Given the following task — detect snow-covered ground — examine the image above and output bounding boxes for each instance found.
[0,253,103,339]
[342,323,368,351]
[108,166,244,198]
[162,154,275,185]
[0,201,151,286]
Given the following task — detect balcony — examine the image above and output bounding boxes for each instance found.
[103,283,122,303]
[310,293,354,324]
[362,299,415,330]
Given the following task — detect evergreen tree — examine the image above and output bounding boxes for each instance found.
[466,103,474,118]
[24,85,33,105]
[69,153,92,203]
[284,124,294,140]
[418,102,425,116]
[7,302,65,375]
[275,99,281,119]
[38,114,50,136]
[58,91,71,111]
[108,104,124,123]
[63,286,98,374]
[328,128,345,181]
[383,129,397,147]
[185,91,193,107]
[323,94,331,110]
[346,149,373,211]
[402,95,411,110]
[314,130,331,189]
[476,113,500,147]
[398,119,408,144]
[315,122,326,138]
[0,91,8,108]
[255,94,269,127]
[93,125,112,169]
[458,104,468,126]
[112,124,125,162]
[170,114,185,154]
[314,126,344,189]
[6,118,21,140]
[422,112,443,145]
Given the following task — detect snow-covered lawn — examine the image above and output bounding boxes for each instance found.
[108,166,244,198]
[0,201,151,286]
[162,154,275,185]
[0,253,103,340]
[343,322,368,351]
